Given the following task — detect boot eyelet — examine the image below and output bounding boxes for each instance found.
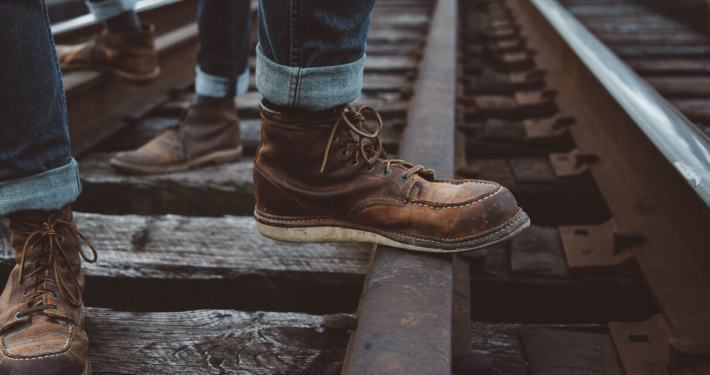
[382,169,391,176]
[24,275,31,281]
[399,174,410,181]
[14,312,23,320]
[31,244,38,252]
[21,290,29,297]
[49,292,58,299]
[50,304,59,311]
[339,149,349,158]
[57,235,65,243]
[332,137,339,143]
[351,158,360,166]
[366,165,375,172]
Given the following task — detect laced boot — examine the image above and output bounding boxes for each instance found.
[56,23,159,81]
[0,206,97,374]
[254,102,530,252]
[110,100,242,174]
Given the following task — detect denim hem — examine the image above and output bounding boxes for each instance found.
[85,0,138,20]
[255,45,365,111]
[195,66,250,98]
[0,159,81,217]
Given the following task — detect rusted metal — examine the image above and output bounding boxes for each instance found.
[342,0,459,372]
[463,68,546,95]
[510,0,710,364]
[670,338,710,373]
[322,314,358,331]
[558,219,640,275]
[523,115,573,140]
[548,149,599,177]
[52,0,199,44]
[468,89,557,120]
[608,315,692,375]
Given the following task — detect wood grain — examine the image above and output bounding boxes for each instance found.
[0,214,370,313]
[85,308,349,375]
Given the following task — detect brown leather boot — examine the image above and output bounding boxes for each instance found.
[110,100,242,174]
[254,102,530,252]
[56,23,159,81]
[0,206,97,374]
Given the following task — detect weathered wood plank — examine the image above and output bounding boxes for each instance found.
[85,308,349,375]
[84,307,612,375]
[469,225,657,324]
[470,322,612,375]
[0,214,370,313]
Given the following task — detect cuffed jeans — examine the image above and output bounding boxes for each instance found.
[86,0,252,97]
[0,0,81,217]
[256,0,376,110]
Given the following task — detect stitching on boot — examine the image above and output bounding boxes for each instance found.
[390,212,526,243]
[409,186,503,209]
[1,326,75,360]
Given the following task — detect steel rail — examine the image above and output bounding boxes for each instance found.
[507,1,710,372]
[51,0,183,36]
[532,0,710,207]
[341,0,460,373]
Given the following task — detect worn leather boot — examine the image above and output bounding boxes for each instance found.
[56,23,159,81]
[254,102,530,252]
[0,206,97,374]
[110,100,242,174]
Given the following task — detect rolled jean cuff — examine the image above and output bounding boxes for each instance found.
[195,66,250,98]
[0,159,81,217]
[85,0,138,20]
[255,45,365,111]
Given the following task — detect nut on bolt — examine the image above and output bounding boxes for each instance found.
[322,313,358,331]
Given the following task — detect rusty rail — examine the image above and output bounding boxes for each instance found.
[341,0,462,373]
[508,0,710,373]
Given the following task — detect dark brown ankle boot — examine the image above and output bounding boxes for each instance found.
[0,206,96,374]
[253,102,530,252]
[56,23,159,81]
[109,100,242,174]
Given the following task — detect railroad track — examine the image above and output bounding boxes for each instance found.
[0,0,708,373]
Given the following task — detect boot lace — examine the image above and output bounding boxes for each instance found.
[12,217,97,318]
[263,105,436,179]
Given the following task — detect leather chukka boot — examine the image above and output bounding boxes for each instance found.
[0,206,97,374]
[56,23,159,81]
[110,100,243,174]
[254,102,530,252]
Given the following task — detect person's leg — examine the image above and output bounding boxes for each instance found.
[56,0,159,80]
[0,1,95,373]
[109,0,252,174]
[256,0,375,110]
[0,0,79,216]
[252,0,529,252]
[194,0,252,106]
[85,0,141,34]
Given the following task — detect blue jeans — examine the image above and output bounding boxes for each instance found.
[87,0,252,97]
[0,0,374,215]
[257,0,376,110]
[0,0,81,217]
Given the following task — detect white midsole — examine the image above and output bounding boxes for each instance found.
[256,218,530,253]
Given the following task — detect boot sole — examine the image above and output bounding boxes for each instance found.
[60,63,161,82]
[110,146,243,174]
[255,209,530,253]
[84,359,92,375]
